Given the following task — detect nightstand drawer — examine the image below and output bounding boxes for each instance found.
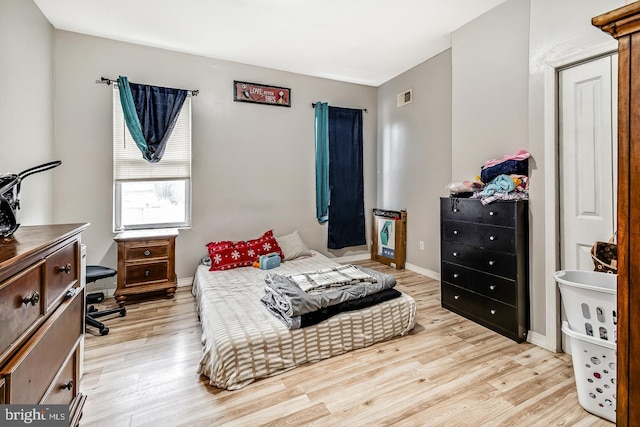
[125,261,169,286]
[442,241,516,278]
[125,242,170,261]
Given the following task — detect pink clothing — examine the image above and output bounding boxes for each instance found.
[483,149,531,168]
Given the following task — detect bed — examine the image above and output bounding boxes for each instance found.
[193,250,416,390]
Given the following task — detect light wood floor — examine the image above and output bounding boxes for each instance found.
[80,261,613,426]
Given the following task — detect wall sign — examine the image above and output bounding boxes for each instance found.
[233,80,291,107]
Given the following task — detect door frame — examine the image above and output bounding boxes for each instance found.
[542,40,618,352]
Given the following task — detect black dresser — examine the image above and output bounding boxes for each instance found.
[440,197,529,342]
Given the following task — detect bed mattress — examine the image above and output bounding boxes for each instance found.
[192,251,416,390]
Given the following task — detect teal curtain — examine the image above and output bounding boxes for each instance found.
[117,76,148,156]
[314,102,329,223]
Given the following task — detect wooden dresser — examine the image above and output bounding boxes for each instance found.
[114,229,177,305]
[440,197,529,342]
[0,223,88,426]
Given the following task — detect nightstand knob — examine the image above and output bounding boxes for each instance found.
[144,250,151,256]
[453,230,458,235]
[144,270,150,277]
[62,379,73,390]
[489,285,496,291]
[453,273,459,279]
[490,309,497,315]
[488,260,495,266]
[22,291,40,306]
[453,252,459,257]
[58,263,72,274]
[489,235,495,241]
[489,211,495,216]
[454,295,460,300]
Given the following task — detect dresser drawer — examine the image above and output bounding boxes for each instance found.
[46,241,79,310]
[442,241,516,278]
[42,345,78,405]
[442,262,517,305]
[441,282,517,336]
[125,261,169,286]
[0,260,45,361]
[0,289,83,404]
[441,197,518,227]
[442,220,515,253]
[125,241,170,261]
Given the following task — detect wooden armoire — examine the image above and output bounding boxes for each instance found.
[593,3,640,426]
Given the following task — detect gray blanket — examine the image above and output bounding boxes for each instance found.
[261,265,396,318]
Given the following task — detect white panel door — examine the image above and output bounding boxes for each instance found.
[559,55,616,271]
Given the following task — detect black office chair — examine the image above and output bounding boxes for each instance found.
[85,265,126,335]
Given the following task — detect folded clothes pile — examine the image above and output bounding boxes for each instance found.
[260,264,401,329]
[446,149,531,204]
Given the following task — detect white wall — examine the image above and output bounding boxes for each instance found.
[377,51,452,274]
[53,31,377,278]
[451,0,530,182]
[528,0,623,338]
[0,0,55,226]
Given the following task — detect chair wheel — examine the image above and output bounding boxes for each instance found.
[100,327,109,336]
[120,308,127,317]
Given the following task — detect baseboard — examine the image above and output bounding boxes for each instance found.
[178,277,193,287]
[527,330,548,349]
[405,263,440,281]
[334,253,371,263]
[88,276,193,300]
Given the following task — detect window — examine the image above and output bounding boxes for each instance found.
[113,86,192,231]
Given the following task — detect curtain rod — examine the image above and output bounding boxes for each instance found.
[312,102,367,113]
[98,77,199,96]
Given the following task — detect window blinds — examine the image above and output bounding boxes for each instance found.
[113,86,192,181]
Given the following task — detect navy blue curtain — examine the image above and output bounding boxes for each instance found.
[124,79,187,163]
[327,107,366,249]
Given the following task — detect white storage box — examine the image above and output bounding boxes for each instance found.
[562,321,616,422]
[554,270,617,343]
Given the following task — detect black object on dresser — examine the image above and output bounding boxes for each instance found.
[440,197,529,342]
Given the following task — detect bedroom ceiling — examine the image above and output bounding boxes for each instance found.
[33,0,508,87]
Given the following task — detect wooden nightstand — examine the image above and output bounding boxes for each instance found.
[113,229,178,305]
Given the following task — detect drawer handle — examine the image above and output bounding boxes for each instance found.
[58,263,72,274]
[490,309,497,315]
[453,208,458,213]
[453,230,459,235]
[454,295,460,300]
[62,380,73,390]
[489,236,495,241]
[453,252,459,257]
[453,273,459,279]
[145,270,150,277]
[489,211,495,216]
[144,250,151,256]
[489,285,496,291]
[22,291,40,306]
[488,260,495,266]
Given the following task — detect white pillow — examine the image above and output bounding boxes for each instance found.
[276,231,312,261]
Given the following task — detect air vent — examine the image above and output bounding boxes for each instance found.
[397,89,413,107]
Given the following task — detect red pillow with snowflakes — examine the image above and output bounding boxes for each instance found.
[207,230,284,271]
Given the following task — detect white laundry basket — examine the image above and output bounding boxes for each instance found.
[554,270,617,343]
[562,321,616,422]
